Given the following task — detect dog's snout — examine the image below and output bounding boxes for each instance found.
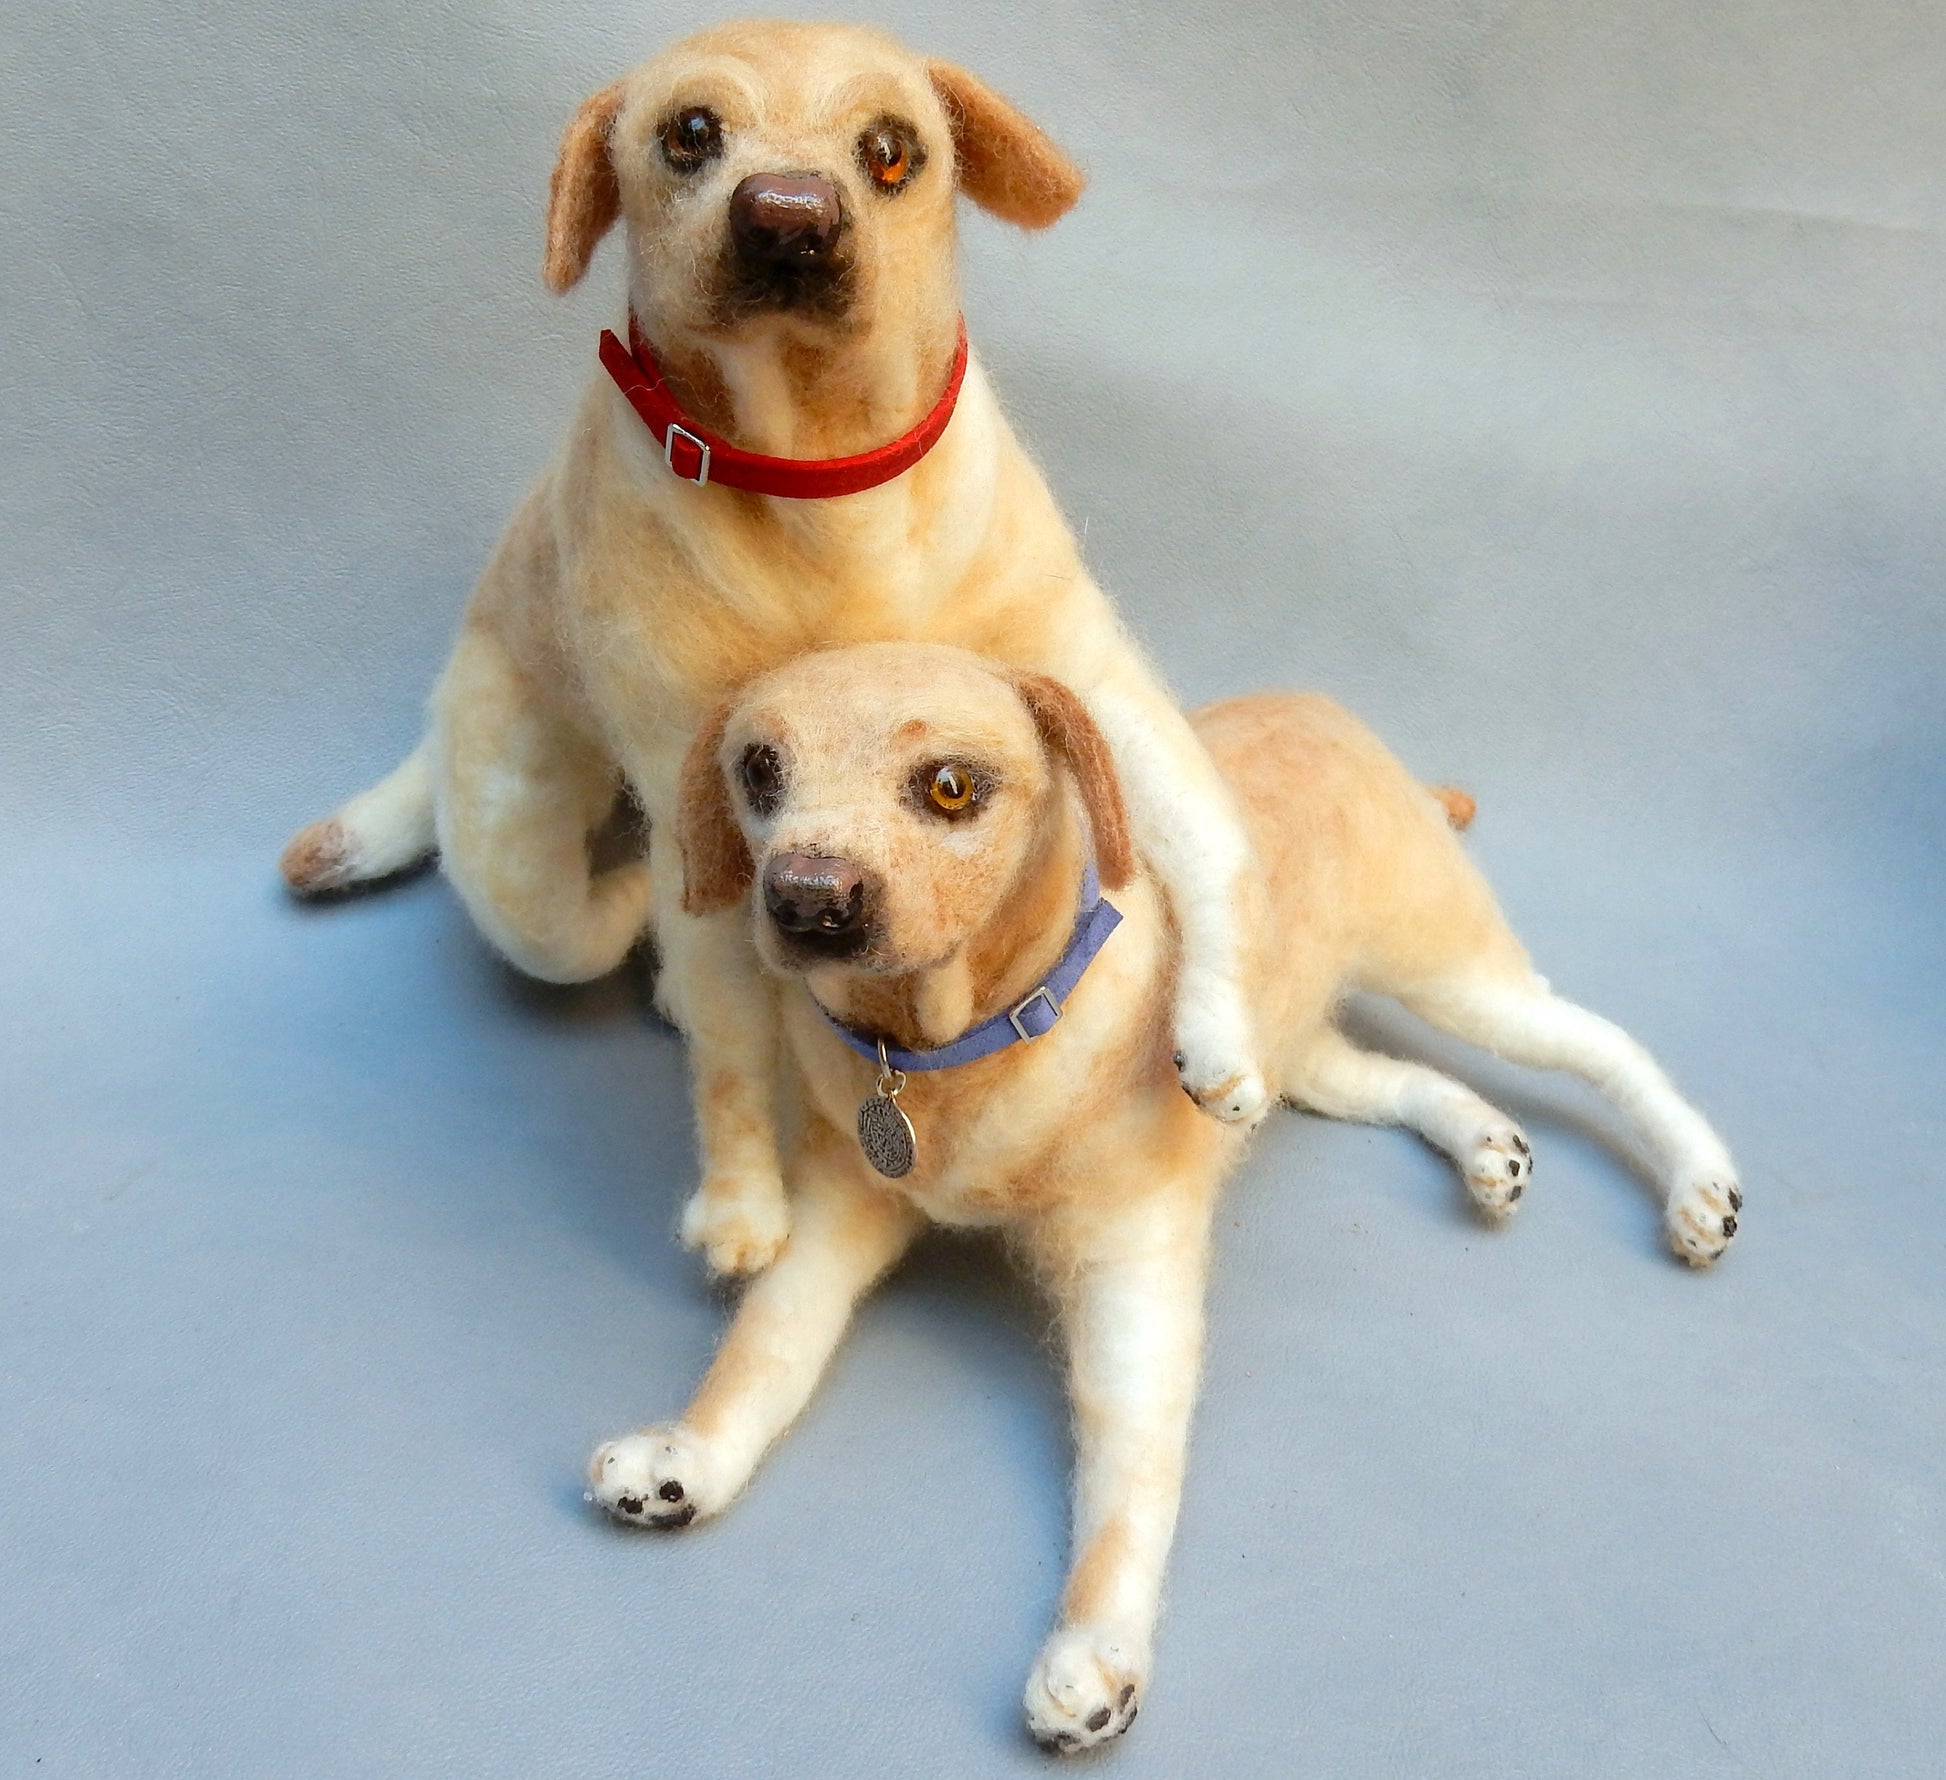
[729,173,846,266]
[763,852,868,954]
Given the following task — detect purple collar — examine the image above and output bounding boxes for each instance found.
[812,863,1123,1073]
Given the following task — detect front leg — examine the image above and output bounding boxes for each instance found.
[650,831,793,1276]
[1020,1186,1215,1754]
[1085,671,1268,1126]
[590,1115,920,1524]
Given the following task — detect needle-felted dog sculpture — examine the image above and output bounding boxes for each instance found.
[588,641,1742,1754]
[279,20,1269,1279]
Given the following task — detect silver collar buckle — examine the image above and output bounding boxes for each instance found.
[663,423,711,486]
[1008,985,1062,1042]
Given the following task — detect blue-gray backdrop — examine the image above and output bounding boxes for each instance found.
[3,2,1942,1774]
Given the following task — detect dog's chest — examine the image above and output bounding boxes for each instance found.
[887,1129,1038,1228]
[786,990,1157,1231]
[853,1070,1051,1229]
[555,407,1083,778]
[568,513,965,758]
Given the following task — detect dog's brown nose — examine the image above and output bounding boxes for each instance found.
[763,852,868,954]
[729,173,846,266]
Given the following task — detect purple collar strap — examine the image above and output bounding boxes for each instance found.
[813,863,1123,1073]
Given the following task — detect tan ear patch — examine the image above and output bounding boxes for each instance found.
[676,699,755,915]
[926,61,1085,229]
[543,81,625,293]
[1013,673,1136,889]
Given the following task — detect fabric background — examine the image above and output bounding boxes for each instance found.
[3,2,1941,1773]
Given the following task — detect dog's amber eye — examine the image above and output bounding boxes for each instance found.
[740,744,783,814]
[661,106,724,173]
[858,122,915,191]
[927,765,975,813]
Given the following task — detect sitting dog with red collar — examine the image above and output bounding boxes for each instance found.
[278,21,1270,1288]
[589,641,1740,1754]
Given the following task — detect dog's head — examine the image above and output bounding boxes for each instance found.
[677,644,1133,999]
[542,22,1084,343]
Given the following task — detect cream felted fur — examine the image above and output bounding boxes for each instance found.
[280,20,1269,1277]
[587,642,1741,1753]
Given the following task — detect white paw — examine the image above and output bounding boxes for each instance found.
[1023,1626,1146,1755]
[1665,1173,1741,1268]
[1462,1118,1533,1221]
[587,1426,732,1528]
[679,1179,790,1277]
[1171,971,1269,1126]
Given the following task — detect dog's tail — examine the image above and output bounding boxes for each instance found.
[280,742,437,895]
[1430,784,1476,831]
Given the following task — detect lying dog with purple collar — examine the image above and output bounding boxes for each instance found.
[589,641,1740,1754]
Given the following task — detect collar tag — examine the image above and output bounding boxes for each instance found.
[856,1039,917,1179]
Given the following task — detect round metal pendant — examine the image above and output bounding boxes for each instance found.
[857,1092,917,1179]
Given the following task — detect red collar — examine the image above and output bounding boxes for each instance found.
[597,316,969,499]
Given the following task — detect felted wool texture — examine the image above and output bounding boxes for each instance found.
[283,19,1278,1286]
[591,640,1738,1753]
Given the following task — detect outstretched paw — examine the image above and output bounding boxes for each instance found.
[1171,971,1268,1126]
[1665,1174,1740,1268]
[1176,1057,1270,1125]
[587,1426,732,1529]
[1462,1119,1533,1221]
[1024,1626,1146,1756]
[679,1179,790,1278]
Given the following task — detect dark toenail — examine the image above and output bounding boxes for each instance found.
[1513,1134,1530,1154]
[1124,1704,1138,1724]
[1722,1215,1737,1236]
[1729,1189,1742,1210]
[1119,1685,1134,1707]
[615,1495,643,1515]
[1509,1182,1523,1200]
[653,1502,698,1528]
[1507,1158,1520,1177]
[1087,1708,1111,1731]
[658,1480,685,1501]
[1172,1051,1186,1070]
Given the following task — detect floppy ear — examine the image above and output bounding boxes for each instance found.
[675,699,755,915]
[926,61,1085,229]
[1013,674,1136,890]
[543,81,625,293]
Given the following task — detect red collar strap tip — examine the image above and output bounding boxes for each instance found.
[598,316,970,499]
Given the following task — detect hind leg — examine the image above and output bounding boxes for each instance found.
[1403,971,1740,1267]
[1283,1026,1534,1220]
[430,626,650,984]
[281,743,437,893]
